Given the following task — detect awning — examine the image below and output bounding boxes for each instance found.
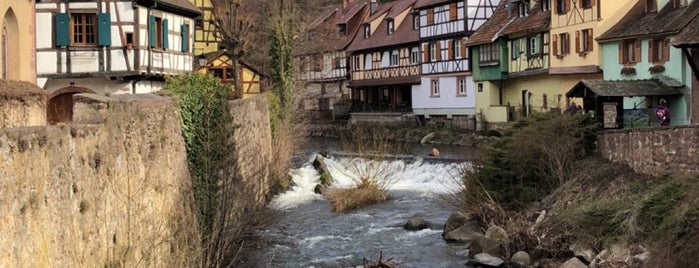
[566,79,685,98]
[348,75,421,88]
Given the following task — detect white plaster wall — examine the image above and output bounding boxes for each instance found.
[44,78,133,96]
[134,80,164,94]
[36,52,58,75]
[35,13,53,49]
[411,75,476,116]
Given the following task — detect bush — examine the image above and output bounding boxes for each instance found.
[325,177,388,212]
[476,112,597,210]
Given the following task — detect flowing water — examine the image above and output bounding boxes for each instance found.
[240,140,474,268]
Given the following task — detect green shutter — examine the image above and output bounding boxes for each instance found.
[181,24,188,52]
[55,13,70,47]
[162,19,169,50]
[97,13,111,46]
[149,15,155,47]
[535,34,541,55]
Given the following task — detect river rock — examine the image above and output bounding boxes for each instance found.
[560,257,587,268]
[485,225,508,243]
[570,242,595,264]
[429,147,440,157]
[510,251,531,266]
[313,184,324,194]
[443,220,481,243]
[472,253,504,267]
[443,211,471,234]
[403,217,429,231]
[313,154,333,185]
[468,233,502,258]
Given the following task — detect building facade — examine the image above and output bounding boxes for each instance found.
[35,0,200,123]
[411,0,499,124]
[347,0,420,120]
[1,0,36,82]
[589,0,698,127]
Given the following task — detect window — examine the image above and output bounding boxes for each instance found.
[451,39,461,59]
[541,0,551,11]
[339,24,347,36]
[154,17,163,49]
[457,77,467,96]
[479,43,500,64]
[620,39,641,64]
[353,55,361,70]
[390,50,399,66]
[512,39,520,59]
[195,18,203,29]
[364,24,370,39]
[430,42,437,61]
[334,57,342,69]
[581,0,592,9]
[646,0,657,12]
[556,0,567,14]
[387,20,394,35]
[528,35,539,56]
[477,83,483,92]
[649,38,670,63]
[555,32,569,56]
[674,0,688,8]
[580,29,592,53]
[71,13,97,45]
[518,2,529,17]
[413,15,419,30]
[410,47,420,64]
[431,79,440,97]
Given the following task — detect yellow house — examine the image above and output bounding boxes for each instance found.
[195,50,266,98]
[189,0,220,55]
[1,0,35,82]
[549,0,636,105]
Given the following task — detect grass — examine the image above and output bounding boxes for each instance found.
[325,177,388,212]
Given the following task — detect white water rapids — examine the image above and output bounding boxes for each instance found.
[240,153,473,268]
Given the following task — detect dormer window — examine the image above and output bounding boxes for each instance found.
[541,0,550,11]
[413,15,419,30]
[364,24,370,39]
[518,2,529,17]
[339,24,347,36]
[646,0,657,12]
[387,19,394,35]
[673,0,688,8]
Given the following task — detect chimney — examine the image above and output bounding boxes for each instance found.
[343,0,347,9]
[370,0,378,14]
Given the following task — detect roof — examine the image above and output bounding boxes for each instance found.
[414,0,454,9]
[298,1,369,55]
[597,0,699,42]
[501,1,550,36]
[136,0,201,17]
[466,1,513,46]
[672,16,699,47]
[347,0,419,52]
[566,79,685,98]
[194,50,266,77]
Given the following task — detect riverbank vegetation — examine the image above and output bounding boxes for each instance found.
[459,112,699,266]
[325,126,407,212]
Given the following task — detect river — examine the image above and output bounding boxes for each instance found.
[238,138,475,267]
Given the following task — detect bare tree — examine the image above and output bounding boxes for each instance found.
[209,0,258,97]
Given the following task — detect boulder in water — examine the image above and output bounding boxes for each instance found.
[429,148,440,157]
[314,184,325,194]
[472,253,504,267]
[403,217,429,231]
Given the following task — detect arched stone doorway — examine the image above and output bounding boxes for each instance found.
[47,87,95,125]
[2,8,19,80]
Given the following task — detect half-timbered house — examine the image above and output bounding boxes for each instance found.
[501,0,554,118]
[188,0,218,55]
[194,50,266,98]
[347,0,420,122]
[411,0,499,126]
[1,0,36,83]
[570,0,698,127]
[35,0,200,124]
[296,0,369,120]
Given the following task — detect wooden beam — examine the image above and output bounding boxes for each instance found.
[683,47,699,83]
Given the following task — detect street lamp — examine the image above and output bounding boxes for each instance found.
[198,54,207,68]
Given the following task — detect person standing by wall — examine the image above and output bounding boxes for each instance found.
[656,99,671,126]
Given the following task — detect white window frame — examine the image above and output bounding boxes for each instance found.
[410,47,420,64]
[454,39,462,59]
[457,77,467,96]
[541,0,551,11]
[430,42,437,61]
[431,79,440,97]
[387,20,394,35]
[364,24,370,39]
[353,55,360,70]
[390,50,399,66]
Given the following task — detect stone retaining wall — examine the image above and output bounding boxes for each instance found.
[597,126,699,177]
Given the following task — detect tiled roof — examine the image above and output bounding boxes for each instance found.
[136,0,201,15]
[414,0,454,9]
[566,79,684,98]
[502,1,550,35]
[299,1,370,54]
[672,16,699,47]
[597,0,699,42]
[466,1,513,46]
[347,0,419,52]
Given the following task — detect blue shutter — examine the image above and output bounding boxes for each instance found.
[149,15,155,47]
[162,19,169,50]
[181,24,188,52]
[55,13,70,47]
[97,13,111,46]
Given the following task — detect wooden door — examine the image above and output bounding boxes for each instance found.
[47,93,76,124]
